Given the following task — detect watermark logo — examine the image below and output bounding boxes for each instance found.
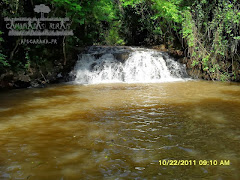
[4,4,74,44]
[34,4,51,18]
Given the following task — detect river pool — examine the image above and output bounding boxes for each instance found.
[0,81,240,179]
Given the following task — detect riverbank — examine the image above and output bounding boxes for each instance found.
[0,47,85,89]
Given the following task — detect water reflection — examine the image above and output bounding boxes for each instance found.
[0,81,239,179]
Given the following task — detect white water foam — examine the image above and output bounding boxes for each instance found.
[73,47,189,84]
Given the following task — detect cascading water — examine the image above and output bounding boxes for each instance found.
[73,46,189,84]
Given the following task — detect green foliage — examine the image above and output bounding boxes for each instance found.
[92,0,117,21]
[0,31,3,43]
[181,0,240,81]
[182,10,194,47]
[0,53,9,67]
[120,0,144,7]
[24,60,31,69]
[202,55,209,70]
[152,0,183,23]
[209,64,220,73]
[191,60,199,67]
[104,22,125,45]
[0,31,9,68]
[51,0,118,25]
[220,73,230,81]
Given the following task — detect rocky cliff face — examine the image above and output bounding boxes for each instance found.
[178,57,240,82]
[0,65,63,89]
[152,45,240,82]
[178,58,212,80]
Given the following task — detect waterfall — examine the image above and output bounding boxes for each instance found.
[73,46,189,84]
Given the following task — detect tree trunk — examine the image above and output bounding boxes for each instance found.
[63,36,67,66]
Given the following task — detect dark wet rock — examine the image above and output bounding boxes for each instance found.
[81,46,133,65]
[13,81,30,88]
[161,52,170,61]
[17,72,31,82]
[90,63,98,71]
[179,57,210,80]
[30,80,45,88]
[86,46,133,55]
[151,44,167,51]
[151,45,184,59]
[93,54,104,59]
[68,70,76,81]
[0,71,14,89]
[113,52,130,63]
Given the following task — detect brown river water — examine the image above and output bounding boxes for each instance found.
[0,81,240,179]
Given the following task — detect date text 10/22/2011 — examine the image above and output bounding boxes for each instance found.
[159,160,230,166]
